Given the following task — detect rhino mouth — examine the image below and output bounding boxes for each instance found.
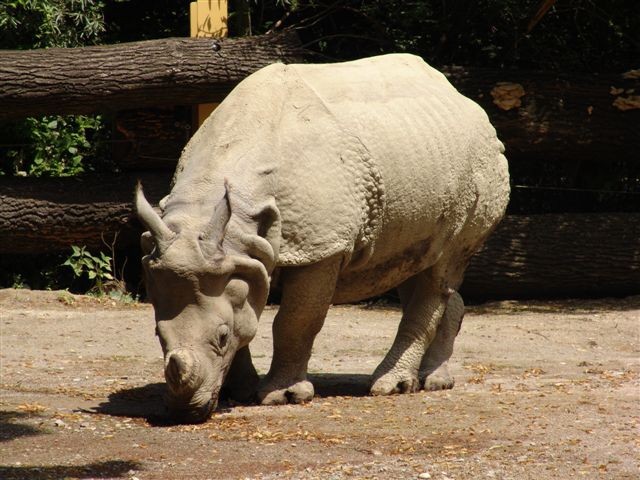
[166,397,216,424]
[164,382,222,424]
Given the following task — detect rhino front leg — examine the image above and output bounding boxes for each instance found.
[221,345,259,403]
[420,291,464,390]
[371,271,447,395]
[258,256,341,406]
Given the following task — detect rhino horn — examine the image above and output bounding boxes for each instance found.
[165,349,202,394]
[135,182,175,251]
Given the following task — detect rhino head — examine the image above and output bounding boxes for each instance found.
[135,182,277,423]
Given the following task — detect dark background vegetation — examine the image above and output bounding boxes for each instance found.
[0,0,638,292]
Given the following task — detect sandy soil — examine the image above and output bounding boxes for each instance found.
[0,288,638,480]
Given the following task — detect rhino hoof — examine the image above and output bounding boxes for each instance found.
[370,375,420,396]
[421,362,455,391]
[258,380,314,406]
[423,374,455,391]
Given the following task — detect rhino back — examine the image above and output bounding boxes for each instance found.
[277,55,509,273]
[167,55,509,285]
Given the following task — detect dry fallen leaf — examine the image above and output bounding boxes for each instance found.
[522,367,546,378]
[16,403,47,414]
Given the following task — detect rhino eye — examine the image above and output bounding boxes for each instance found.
[217,324,229,349]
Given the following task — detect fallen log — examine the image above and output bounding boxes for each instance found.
[1,175,638,298]
[441,66,640,164]
[0,173,171,253]
[0,31,303,120]
[463,212,640,299]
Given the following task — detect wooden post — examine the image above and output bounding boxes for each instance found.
[190,0,228,126]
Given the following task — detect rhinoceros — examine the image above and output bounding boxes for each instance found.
[135,54,510,423]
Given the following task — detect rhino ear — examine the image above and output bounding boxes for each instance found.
[201,181,281,274]
[245,199,280,272]
[200,180,232,251]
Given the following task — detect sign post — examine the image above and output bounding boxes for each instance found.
[190,1,228,127]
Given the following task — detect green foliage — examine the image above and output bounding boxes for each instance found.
[10,273,27,289]
[0,0,105,49]
[7,115,106,177]
[107,289,138,304]
[0,0,108,177]
[63,246,114,295]
[256,0,638,72]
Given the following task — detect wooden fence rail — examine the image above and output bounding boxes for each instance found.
[0,32,303,120]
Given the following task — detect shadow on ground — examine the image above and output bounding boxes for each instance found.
[469,295,640,315]
[92,373,371,423]
[93,383,166,419]
[0,411,47,442]
[308,373,371,397]
[0,460,142,480]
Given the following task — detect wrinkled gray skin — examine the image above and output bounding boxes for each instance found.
[136,54,510,423]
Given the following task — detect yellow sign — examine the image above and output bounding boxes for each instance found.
[190,1,228,125]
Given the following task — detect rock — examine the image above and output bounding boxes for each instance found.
[418,473,431,479]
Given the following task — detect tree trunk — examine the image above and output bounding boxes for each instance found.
[0,32,303,120]
[0,173,171,253]
[462,213,640,299]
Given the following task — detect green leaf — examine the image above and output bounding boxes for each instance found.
[47,119,57,129]
[80,258,93,268]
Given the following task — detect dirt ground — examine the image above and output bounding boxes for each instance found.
[0,289,638,480]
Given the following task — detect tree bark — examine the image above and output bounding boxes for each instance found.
[462,213,640,299]
[1,176,638,298]
[0,31,303,120]
[0,173,171,253]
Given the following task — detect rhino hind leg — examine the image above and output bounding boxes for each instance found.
[370,270,448,396]
[420,291,464,391]
[257,256,342,406]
